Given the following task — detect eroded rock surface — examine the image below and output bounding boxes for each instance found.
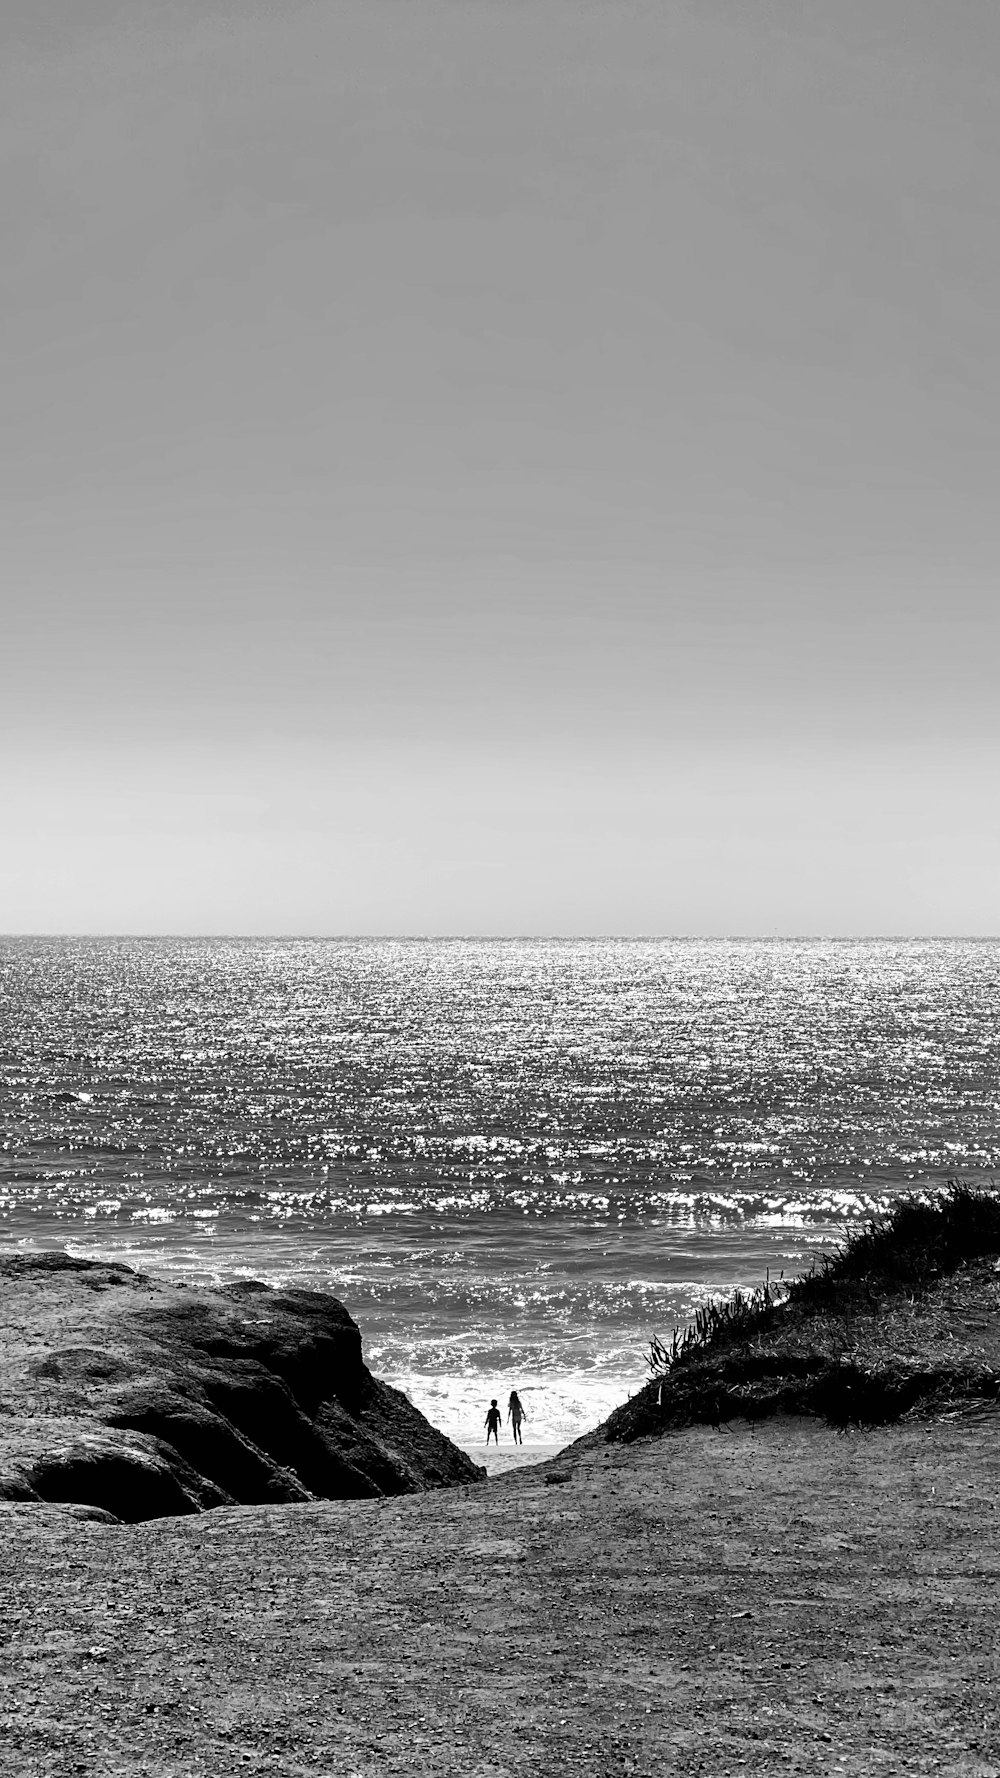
[0,1254,483,1519]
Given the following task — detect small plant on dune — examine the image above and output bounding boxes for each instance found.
[647,1272,785,1378]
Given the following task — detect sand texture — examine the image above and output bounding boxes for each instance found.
[2,1412,998,1776]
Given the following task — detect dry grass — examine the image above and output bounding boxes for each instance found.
[607,1184,1000,1442]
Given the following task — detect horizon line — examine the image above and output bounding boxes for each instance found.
[2,933,998,944]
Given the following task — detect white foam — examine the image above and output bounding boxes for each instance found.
[388,1368,640,1452]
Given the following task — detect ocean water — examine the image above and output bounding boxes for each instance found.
[2,937,998,1463]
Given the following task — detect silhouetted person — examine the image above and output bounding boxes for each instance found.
[507,1390,526,1444]
[484,1398,502,1445]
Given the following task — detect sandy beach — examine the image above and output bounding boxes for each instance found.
[2,1409,998,1776]
[459,1441,563,1478]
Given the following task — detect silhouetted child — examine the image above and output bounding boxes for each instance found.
[484,1398,502,1444]
[507,1390,526,1444]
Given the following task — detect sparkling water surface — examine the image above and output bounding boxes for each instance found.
[2,938,998,1457]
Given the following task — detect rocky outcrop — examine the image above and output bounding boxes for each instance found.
[0,1254,483,1520]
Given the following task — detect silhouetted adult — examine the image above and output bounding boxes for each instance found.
[484,1398,502,1445]
[507,1390,526,1444]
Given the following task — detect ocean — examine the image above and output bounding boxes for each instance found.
[2,937,998,1468]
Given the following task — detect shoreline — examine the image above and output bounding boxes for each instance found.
[457,1441,564,1478]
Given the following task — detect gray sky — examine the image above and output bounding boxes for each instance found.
[3,0,999,934]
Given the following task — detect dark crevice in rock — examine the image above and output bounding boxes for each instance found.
[29,1449,202,1522]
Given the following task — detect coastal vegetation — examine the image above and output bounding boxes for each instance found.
[607,1184,1000,1441]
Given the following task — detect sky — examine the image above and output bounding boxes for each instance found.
[3,0,1000,934]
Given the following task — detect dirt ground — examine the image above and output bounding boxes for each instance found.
[2,1411,999,1777]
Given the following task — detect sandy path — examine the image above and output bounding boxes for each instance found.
[2,1414,999,1776]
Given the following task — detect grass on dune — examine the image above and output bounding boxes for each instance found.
[607,1184,1000,1442]
[795,1183,1000,1302]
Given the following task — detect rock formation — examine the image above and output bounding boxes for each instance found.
[0,1253,483,1520]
